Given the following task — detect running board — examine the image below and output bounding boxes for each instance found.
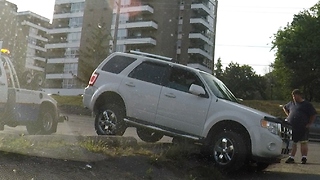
[124,118,200,141]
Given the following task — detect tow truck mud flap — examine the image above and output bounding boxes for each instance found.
[59,115,68,122]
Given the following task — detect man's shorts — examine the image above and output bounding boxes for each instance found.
[292,128,309,143]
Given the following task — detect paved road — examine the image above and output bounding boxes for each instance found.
[0,114,173,143]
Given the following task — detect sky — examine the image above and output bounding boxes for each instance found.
[8,0,320,75]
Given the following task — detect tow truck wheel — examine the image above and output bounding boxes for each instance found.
[26,108,57,135]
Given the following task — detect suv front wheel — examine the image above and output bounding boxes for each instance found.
[95,104,126,136]
[210,131,247,172]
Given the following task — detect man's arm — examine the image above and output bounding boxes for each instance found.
[306,114,316,128]
[283,106,289,116]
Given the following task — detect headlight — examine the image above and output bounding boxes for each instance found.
[261,119,279,135]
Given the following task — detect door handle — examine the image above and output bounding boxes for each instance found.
[125,82,135,87]
[164,93,176,98]
[0,81,5,86]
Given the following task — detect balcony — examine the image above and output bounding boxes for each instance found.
[46,73,74,80]
[53,11,84,19]
[189,33,213,46]
[112,21,158,30]
[28,44,46,52]
[34,56,46,62]
[29,34,48,42]
[188,48,213,60]
[117,37,156,46]
[55,0,85,5]
[114,5,154,14]
[26,64,45,72]
[191,3,212,16]
[21,21,48,32]
[47,57,79,64]
[47,27,82,34]
[190,18,212,31]
[46,42,80,49]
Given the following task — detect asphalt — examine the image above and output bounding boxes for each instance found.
[0,134,138,162]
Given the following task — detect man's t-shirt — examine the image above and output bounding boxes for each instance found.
[284,100,317,131]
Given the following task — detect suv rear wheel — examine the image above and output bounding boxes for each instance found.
[95,104,126,135]
[136,128,164,143]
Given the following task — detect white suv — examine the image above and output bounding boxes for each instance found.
[83,51,292,172]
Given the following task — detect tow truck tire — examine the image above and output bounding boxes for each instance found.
[26,108,57,135]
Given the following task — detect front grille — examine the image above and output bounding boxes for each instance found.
[280,125,292,140]
[280,122,292,155]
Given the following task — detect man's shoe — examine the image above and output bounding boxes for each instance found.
[285,157,295,164]
[301,157,307,164]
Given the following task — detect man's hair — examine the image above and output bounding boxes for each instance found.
[292,89,303,95]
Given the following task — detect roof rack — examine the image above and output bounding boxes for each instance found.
[129,50,172,61]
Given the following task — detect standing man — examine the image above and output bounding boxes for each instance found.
[283,89,317,164]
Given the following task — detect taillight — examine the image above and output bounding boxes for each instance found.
[88,72,99,86]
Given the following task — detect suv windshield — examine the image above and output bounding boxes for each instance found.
[199,72,238,102]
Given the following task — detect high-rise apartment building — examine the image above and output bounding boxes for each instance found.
[45,0,86,95]
[14,11,50,87]
[110,0,217,72]
[0,0,18,52]
[0,1,50,88]
[45,0,217,95]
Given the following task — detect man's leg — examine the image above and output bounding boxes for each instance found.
[301,141,308,156]
[285,142,297,163]
[291,142,297,157]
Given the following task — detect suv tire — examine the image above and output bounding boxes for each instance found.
[136,128,164,143]
[210,131,247,172]
[95,104,126,135]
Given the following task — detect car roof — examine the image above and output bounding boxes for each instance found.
[111,51,207,74]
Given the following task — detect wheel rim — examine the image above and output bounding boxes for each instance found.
[42,112,53,131]
[98,109,117,134]
[213,137,235,165]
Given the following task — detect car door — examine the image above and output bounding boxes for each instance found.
[119,60,169,124]
[155,66,211,136]
[309,116,320,138]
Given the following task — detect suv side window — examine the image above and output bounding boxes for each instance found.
[166,67,204,93]
[128,61,168,85]
[101,55,136,74]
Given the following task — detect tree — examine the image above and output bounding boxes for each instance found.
[271,2,320,101]
[213,57,223,79]
[222,62,267,100]
[78,21,112,84]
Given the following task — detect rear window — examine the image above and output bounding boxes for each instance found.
[101,55,136,74]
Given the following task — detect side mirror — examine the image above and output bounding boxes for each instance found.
[189,84,205,96]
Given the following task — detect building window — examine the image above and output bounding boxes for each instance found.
[62,79,77,89]
[67,32,81,42]
[29,27,38,35]
[63,63,78,74]
[71,2,85,13]
[69,17,83,27]
[65,48,79,58]
[28,37,37,45]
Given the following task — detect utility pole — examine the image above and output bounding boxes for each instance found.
[212,0,218,71]
[112,0,121,52]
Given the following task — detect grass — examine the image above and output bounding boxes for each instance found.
[242,100,320,117]
[51,95,83,106]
